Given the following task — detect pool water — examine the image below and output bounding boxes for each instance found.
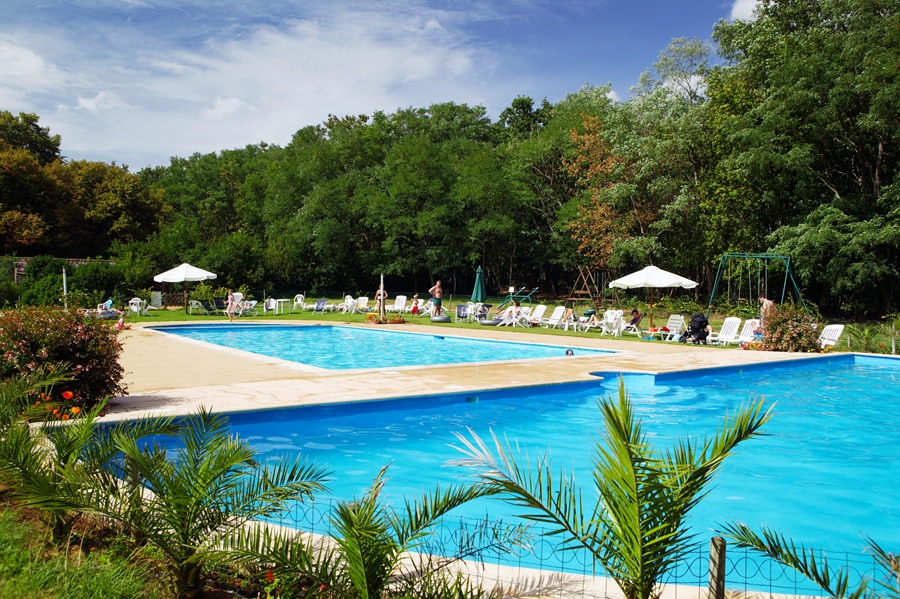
[208,354,899,586]
[151,324,613,369]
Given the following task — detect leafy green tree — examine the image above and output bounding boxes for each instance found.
[0,111,61,165]
[454,379,772,599]
[712,0,900,315]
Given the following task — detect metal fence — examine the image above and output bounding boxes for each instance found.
[267,498,881,598]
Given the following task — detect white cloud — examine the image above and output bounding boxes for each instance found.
[1,1,736,167]
[730,0,759,21]
[75,90,129,114]
[0,40,61,85]
[203,96,247,121]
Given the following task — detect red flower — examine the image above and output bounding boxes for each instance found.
[265,570,274,583]
[62,390,74,400]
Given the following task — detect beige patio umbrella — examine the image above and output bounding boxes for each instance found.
[608,265,697,327]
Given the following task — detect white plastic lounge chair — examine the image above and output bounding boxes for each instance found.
[354,296,370,314]
[188,300,210,315]
[526,304,547,326]
[727,319,760,345]
[623,312,644,336]
[818,324,845,349]
[339,295,356,313]
[540,306,567,328]
[498,304,529,327]
[646,314,685,341]
[386,295,407,313]
[230,293,258,317]
[708,317,742,345]
[600,310,625,336]
[293,294,312,312]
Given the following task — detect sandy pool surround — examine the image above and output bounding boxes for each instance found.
[109,321,820,421]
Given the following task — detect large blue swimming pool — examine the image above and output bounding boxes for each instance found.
[198,354,898,590]
[150,323,613,369]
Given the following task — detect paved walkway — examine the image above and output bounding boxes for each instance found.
[108,319,819,421]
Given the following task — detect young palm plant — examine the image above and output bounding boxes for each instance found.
[223,465,529,598]
[0,367,99,540]
[452,378,772,599]
[82,407,332,599]
[719,524,898,599]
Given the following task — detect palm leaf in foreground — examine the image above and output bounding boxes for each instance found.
[453,377,771,599]
[720,522,872,599]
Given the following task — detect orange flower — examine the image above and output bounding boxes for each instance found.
[62,390,74,400]
[70,406,81,415]
[62,414,70,420]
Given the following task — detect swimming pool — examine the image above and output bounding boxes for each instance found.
[150,323,613,369]
[193,353,898,590]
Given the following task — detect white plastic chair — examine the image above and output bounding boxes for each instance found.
[646,314,685,342]
[708,317,742,345]
[818,324,845,349]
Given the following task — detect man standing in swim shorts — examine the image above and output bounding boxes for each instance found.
[428,280,443,316]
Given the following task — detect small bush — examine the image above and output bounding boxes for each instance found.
[762,303,820,352]
[0,308,126,411]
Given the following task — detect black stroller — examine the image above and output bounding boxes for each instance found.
[680,313,710,344]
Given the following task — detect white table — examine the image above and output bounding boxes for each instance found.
[274,298,291,314]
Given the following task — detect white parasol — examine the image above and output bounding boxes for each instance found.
[153,263,217,311]
[609,265,697,326]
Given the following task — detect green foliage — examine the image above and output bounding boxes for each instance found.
[454,378,772,599]
[720,522,872,599]
[81,408,331,599]
[762,303,820,352]
[24,254,68,281]
[0,308,125,408]
[69,260,124,303]
[223,465,521,599]
[4,2,899,317]
[0,111,61,165]
[0,510,157,599]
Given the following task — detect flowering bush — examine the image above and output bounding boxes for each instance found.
[762,303,820,352]
[0,308,126,413]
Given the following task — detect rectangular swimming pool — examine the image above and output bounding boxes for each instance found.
[150,323,614,369]
[180,353,898,592]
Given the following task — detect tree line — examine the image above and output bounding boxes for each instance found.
[1,0,897,317]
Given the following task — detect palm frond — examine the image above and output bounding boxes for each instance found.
[452,427,590,550]
[721,521,871,599]
[866,537,900,599]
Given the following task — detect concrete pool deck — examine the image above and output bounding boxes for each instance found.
[107,319,821,421]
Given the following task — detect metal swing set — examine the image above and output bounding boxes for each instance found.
[706,253,809,316]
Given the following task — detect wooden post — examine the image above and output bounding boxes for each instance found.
[709,536,726,599]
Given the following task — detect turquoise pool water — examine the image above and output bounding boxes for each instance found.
[204,354,898,588]
[150,323,613,369]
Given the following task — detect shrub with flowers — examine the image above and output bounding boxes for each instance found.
[0,308,126,414]
[761,303,820,352]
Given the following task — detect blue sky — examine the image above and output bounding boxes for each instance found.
[1,0,757,169]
